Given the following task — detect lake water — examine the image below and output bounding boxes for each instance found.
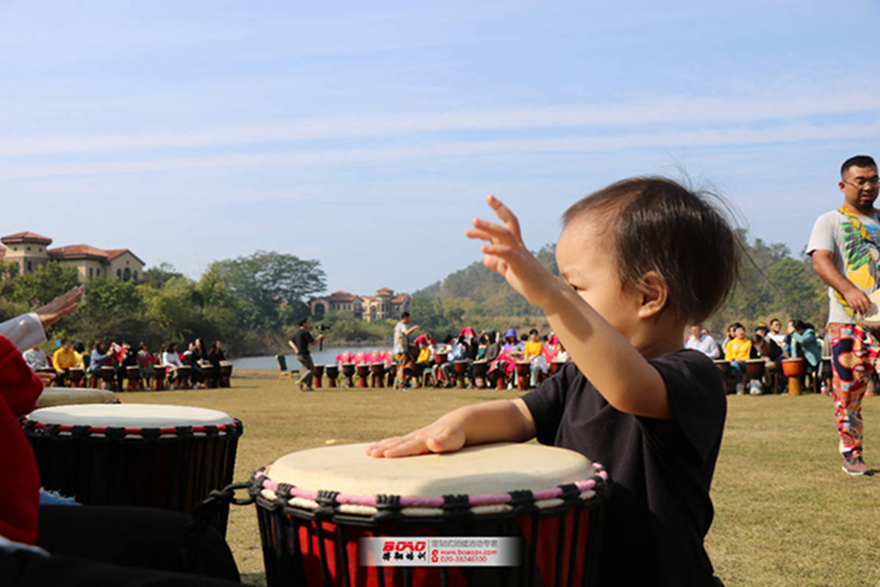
[231,346,394,370]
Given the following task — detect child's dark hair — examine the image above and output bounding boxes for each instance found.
[562,176,740,324]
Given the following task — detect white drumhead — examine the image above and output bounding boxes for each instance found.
[862,290,880,327]
[35,388,117,409]
[26,404,234,427]
[266,442,593,497]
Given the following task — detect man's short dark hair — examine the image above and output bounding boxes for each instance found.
[529,328,539,336]
[299,317,309,327]
[563,177,740,323]
[60,338,69,345]
[841,155,877,176]
[401,312,410,319]
[769,318,780,325]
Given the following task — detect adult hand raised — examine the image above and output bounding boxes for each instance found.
[36,286,84,329]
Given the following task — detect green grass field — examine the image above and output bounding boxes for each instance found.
[125,375,879,587]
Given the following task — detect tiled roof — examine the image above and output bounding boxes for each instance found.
[47,244,110,261]
[1,231,53,245]
[104,248,146,265]
[375,287,394,296]
[390,294,410,304]
[326,290,358,302]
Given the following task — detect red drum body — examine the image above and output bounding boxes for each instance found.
[549,361,565,376]
[453,360,468,389]
[781,358,804,378]
[371,363,386,388]
[220,362,233,387]
[251,443,608,587]
[472,360,488,388]
[326,365,340,388]
[68,367,85,387]
[125,365,141,391]
[356,365,370,388]
[745,359,765,380]
[101,365,116,390]
[176,365,193,389]
[713,360,730,378]
[21,404,243,535]
[516,361,531,391]
[782,358,804,396]
[153,365,167,391]
[342,363,356,387]
[314,365,325,389]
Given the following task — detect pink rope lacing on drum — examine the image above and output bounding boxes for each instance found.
[257,461,607,508]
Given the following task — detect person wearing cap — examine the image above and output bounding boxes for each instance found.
[684,324,720,359]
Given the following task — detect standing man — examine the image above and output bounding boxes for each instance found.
[392,312,421,389]
[685,324,720,359]
[807,155,880,476]
[289,318,324,391]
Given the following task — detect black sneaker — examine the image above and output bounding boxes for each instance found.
[842,456,875,476]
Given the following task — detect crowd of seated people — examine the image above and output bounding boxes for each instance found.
[329,326,571,389]
[685,318,826,395]
[25,337,229,391]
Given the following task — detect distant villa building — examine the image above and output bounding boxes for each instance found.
[0,231,145,283]
[310,288,412,322]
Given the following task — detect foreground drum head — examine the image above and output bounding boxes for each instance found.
[35,388,117,409]
[26,403,235,428]
[266,442,593,497]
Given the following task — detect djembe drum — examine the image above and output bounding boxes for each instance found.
[250,443,608,587]
[371,363,386,388]
[356,365,370,389]
[220,362,233,387]
[326,365,340,388]
[434,352,448,384]
[713,360,731,393]
[100,365,116,391]
[35,388,118,409]
[782,358,804,396]
[453,360,468,389]
[126,365,141,391]
[68,367,85,387]
[820,357,833,394]
[314,365,325,389]
[515,362,531,391]
[342,363,356,387]
[153,365,168,391]
[21,404,243,536]
[472,360,488,388]
[549,361,565,376]
[745,359,766,395]
[176,365,193,390]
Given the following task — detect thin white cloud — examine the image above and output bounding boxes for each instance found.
[1,92,879,159]
[2,120,879,180]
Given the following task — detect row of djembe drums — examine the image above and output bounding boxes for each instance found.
[41,362,234,392]
[712,357,833,395]
[308,356,568,391]
[21,398,609,586]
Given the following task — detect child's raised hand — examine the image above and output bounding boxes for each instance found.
[466,195,557,307]
[365,421,466,458]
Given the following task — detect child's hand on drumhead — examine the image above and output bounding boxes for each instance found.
[466,195,558,308]
[366,422,465,458]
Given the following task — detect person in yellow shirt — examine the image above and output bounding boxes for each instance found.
[724,324,753,394]
[52,339,78,386]
[525,329,546,387]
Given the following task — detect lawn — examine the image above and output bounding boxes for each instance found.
[124,375,879,587]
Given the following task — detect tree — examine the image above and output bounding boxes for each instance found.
[11,262,79,306]
[209,250,326,330]
[140,262,183,289]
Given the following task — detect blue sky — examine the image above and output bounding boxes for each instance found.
[2,0,879,296]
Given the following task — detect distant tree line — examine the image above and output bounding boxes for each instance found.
[0,250,326,357]
[410,235,828,338]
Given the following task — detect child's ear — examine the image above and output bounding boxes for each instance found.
[637,271,669,319]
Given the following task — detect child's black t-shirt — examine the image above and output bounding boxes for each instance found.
[521,349,725,587]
